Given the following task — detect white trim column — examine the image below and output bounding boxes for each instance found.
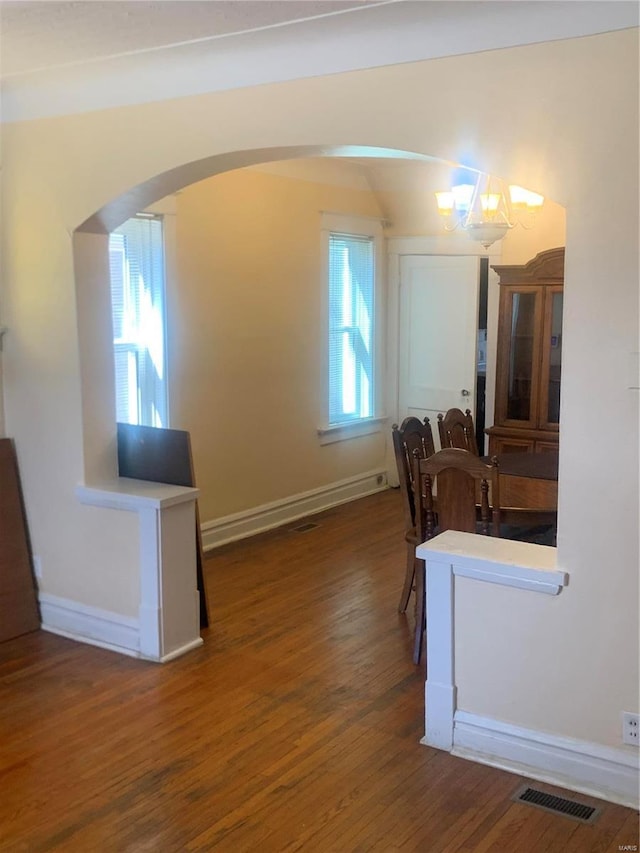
[423,557,456,749]
[416,530,567,750]
[76,478,202,661]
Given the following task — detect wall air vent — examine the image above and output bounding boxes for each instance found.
[512,785,600,824]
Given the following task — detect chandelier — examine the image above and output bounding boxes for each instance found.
[435,173,544,249]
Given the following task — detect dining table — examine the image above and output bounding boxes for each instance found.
[482,449,558,527]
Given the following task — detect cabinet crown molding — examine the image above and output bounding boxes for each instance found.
[491,247,565,285]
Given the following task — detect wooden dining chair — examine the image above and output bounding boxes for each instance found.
[391,417,436,615]
[411,447,501,664]
[437,407,479,455]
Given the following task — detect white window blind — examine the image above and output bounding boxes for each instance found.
[328,232,375,425]
[108,215,168,427]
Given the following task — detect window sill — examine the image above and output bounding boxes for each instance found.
[317,416,388,445]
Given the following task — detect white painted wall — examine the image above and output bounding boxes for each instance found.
[1,29,638,755]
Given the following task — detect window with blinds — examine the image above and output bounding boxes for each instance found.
[108,215,168,427]
[328,232,375,425]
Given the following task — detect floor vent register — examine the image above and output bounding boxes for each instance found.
[512,785,600,824]
[290,522,320,533]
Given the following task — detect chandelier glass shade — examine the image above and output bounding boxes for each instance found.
[435,173,544,248]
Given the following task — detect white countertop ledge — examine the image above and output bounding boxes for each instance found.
[416,530,568,595]
[76,478,200,511]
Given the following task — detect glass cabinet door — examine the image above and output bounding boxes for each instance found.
[539,286,563,430]
[497,286,543,429]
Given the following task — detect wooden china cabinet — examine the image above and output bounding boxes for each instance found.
[486,247,564,455]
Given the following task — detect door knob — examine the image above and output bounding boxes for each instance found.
[461,389,471,396]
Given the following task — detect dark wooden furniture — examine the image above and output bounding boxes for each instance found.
[437,407,479,455]
[0,439,40,642]
[391,417,436,614]
[412,448,501,664]
[486,450,558,536]
[491,450,558,512]
[487,247,564,455]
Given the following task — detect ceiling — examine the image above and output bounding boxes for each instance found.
[0,0,386,77]
[1,1,636,123]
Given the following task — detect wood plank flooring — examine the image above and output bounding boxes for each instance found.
[0,489,637,851]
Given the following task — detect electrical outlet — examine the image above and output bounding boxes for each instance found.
[32,555,42,580]
[622,712,640,746]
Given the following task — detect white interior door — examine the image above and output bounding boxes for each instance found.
[398,255,480,448]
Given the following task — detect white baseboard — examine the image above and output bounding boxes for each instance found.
[39,593,204,663]
[39,592,141,658]
[201,469,388,550]
[451,710,640,809]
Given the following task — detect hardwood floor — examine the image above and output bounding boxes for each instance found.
[0,489,637,851]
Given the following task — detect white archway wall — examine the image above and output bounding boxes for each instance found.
[77,151,566,526]
[1,30,638,746]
